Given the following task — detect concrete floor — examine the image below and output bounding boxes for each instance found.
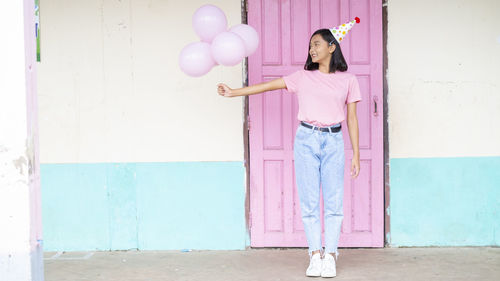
[43,247,500,281]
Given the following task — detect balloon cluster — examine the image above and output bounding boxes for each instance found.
[179,4,259,77]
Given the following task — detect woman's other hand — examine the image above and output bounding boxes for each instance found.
[351,156,360,178]
[217,83,234,97]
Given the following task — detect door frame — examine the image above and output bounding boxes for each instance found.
[241,0,391,248]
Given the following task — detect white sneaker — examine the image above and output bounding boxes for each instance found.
[306,253,322,277]
[321,253,336,278]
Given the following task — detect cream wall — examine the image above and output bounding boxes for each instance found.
[38,0,244,163]
[40,0,500,162]
[387,0,500,158]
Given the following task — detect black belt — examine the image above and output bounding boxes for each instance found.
[301,122,341,132]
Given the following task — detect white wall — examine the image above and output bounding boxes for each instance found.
[387,0,500,158]
[37,0,245,163]
[40,0,500,162]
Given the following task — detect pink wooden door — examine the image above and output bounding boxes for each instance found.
[248,0,383,247]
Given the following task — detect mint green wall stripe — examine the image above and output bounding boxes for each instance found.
[41,162,246,251]
[135,162,246,250]
[390,156,500,246]
[107,163,138,250]
[42,157,499,250]
[41,164,110,250]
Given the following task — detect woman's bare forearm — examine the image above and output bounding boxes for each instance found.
[231,78,286,97]
[347,116,359,157]
[346,104,360,158]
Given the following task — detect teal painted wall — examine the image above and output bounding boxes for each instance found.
[42,157,500,250]
[41,162,247,251]
[390,157,500,246]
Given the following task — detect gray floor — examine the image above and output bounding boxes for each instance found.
[43,247,500,281]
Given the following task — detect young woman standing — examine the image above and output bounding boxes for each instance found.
[217,18,361,278]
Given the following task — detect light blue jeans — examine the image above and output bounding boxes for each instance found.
[294,122,345,259]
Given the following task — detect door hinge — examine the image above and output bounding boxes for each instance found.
[247,117,251,131]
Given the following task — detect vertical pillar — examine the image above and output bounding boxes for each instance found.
[0,0,43,280]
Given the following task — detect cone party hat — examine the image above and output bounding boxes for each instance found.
[329,17,360,43]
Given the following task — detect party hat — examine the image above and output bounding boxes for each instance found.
[329,17,360,43]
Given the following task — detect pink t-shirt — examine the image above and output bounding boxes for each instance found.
[283,69,362,127]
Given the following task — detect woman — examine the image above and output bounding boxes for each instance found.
[217,19,361,278]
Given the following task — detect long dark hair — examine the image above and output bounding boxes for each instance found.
[304,29,348,73]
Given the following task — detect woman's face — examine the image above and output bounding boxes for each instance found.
[309,34,335,64]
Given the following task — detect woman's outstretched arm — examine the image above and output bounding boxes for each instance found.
[218,78,286,97]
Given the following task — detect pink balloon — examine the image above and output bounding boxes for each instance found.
[192,5,227,43]
[211,32,246,66]
[179,42,216,77]
[229,24,259,57]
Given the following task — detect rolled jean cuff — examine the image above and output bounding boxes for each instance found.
[326,249,340,260]
[308,247,324,258]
